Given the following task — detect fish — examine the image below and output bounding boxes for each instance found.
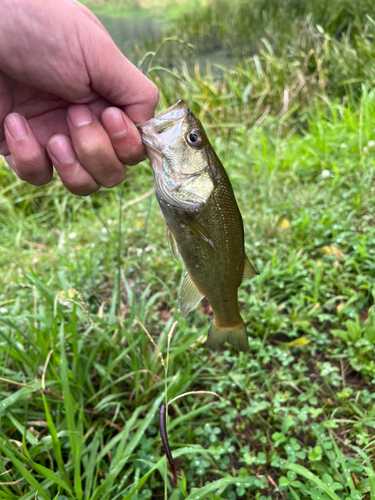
[138,100,259,352]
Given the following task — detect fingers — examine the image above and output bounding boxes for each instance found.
[66,105,127,188]
[4,113,53,185]
[101,107,146,166]
[3,104,147,195]
[47,135,100,196]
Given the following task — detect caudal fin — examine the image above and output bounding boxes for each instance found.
[207,320,249,353]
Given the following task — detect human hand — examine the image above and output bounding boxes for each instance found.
[0,0,158,195]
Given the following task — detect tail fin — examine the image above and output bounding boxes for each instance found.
[207,320,249,353]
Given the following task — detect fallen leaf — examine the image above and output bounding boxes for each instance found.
[308,302,320,315]
[337,302,345,313]
[288,337,311,347]
[321,244,344,261]
[190,335,207,348]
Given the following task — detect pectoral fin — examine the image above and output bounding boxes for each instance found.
[242,255,260,282]
[167,225,179,263]
[178,272,204,317]
[186,219,218,255]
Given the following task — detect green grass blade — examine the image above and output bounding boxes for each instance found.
[364,467,375,500]
[6,412,38,446]
[0,441,49,500]
[29,462,73,496]
[123,446,222,499]
[0,456,19,500]
[184,476,257,499]
[120,392,165,463]
[331,435,356,493]
[74,441,83,500]
[169,403,216,430]
[97,406,144,463]
[288,485,302,500]
[42,393,70,485]
[59,321,77,456]
[92,394,164,500]
[285,463,341,500]
[83,431,101,499]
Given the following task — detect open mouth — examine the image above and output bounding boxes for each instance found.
[137,100,189,151]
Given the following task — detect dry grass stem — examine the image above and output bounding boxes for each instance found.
[0,377,37,391]
[167,320,178,355]
[121,188,154,210]
[168,390,222,405]
[0,478,24,486]
[135,316,167,375]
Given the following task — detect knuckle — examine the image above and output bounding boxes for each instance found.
[79,139,104,161]
[14,155,52,185]
[14,152,42,171]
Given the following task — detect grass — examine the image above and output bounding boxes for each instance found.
[78,0,188,18]
[2,0,375,499]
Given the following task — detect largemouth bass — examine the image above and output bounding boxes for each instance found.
[138,100,258,352]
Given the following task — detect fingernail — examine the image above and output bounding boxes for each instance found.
[102,108,127,139]
[68,105,93,127]
[49,137,75,164]
[5,114,27,139]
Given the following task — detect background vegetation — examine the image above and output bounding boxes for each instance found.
[1,0,375,499]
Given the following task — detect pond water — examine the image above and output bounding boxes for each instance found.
[96,13,164,58]
[97,12,235,73]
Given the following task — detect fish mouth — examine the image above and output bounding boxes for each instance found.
[137,100,189,152]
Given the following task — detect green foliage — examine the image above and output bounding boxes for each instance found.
[136,0,375,129]
[2,0,375,498]
[164,0,375,52]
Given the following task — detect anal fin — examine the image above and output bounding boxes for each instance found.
[242,255,260,282]
[178,272,204,317]
[167,225,178,263]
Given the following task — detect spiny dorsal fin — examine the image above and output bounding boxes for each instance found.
[242,255,260,282]
[166,225,179,263]
[186,219,218,255]
[178,272,204,317]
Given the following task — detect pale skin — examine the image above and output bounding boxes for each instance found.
[0,0,159,195]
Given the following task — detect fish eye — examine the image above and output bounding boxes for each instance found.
[186,129,203,148]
